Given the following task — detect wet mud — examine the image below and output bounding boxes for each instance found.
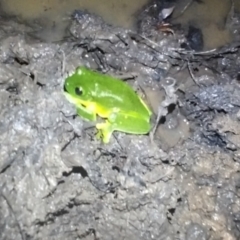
[0,1,240,239]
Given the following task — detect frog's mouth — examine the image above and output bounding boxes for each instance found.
[63,91,77,104]
[63,82,82,105]
[63,84,68,93]
[63,91,88,107]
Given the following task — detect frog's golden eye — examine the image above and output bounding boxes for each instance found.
[75,87,83,96]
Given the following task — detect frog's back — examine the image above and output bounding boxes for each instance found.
[80,67,150,115]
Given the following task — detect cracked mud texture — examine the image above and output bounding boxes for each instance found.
[0,9,240,240]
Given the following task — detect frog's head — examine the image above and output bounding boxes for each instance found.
[64,67,93,104]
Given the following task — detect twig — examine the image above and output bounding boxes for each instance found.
[150,77,178,142]
[178,0,194,16]
[173,48,217,55]
[187,61,200,86]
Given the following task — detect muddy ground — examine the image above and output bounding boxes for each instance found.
[0,3,240,240]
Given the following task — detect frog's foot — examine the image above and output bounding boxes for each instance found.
[96,121,113,143]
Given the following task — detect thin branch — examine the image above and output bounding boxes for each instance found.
[187,61,200,86]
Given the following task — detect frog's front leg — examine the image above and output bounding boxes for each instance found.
[96,121,113,143]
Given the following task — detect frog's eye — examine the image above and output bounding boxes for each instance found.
[75,87,83,96]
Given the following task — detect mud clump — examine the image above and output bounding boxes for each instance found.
[0,7,240,240]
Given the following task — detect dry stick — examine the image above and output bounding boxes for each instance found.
[150,104,168,143]
[173,0,195,19]
[150,77,177,143]
[187,61,200,86]
[136,31,218,57]
[136,19,220,57]
[174,48,217,55]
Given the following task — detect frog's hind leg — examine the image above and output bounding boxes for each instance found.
[96,121,114,143]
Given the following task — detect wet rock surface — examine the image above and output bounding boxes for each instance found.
[0,8,240,240]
